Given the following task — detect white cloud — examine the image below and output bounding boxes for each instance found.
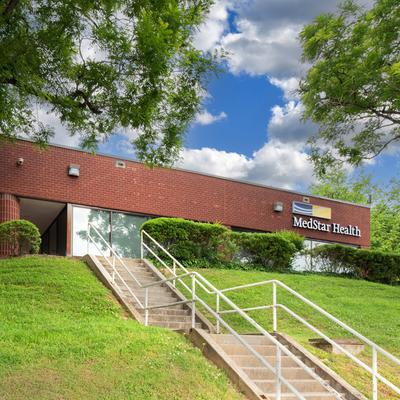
[221,24,303,78]
[195,110,227,125]
[268,101,318,144]
[269,77,300,100]
[247,140,315,189]
[35,108,81,148]
[193,0,231,52]
[178,141,314,190]
[179,147,251,179]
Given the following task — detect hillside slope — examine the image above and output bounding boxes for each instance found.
[0,256,243,400]
[192,268,400,399]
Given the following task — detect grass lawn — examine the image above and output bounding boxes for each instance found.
[181,268,400,399]
[0,256,243,400]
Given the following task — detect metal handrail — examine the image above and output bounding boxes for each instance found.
[140,229,400,400]
[140,230,341,400]
[87,228,340,400]
[210,279,400,399]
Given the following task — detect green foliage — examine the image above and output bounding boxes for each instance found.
[310,168,400,253]
[0,0,218,165]
[0,219,41,256]
[141,217,229,261]
[276,230,305,252]
[233,232,298,272]
[310,169,371,205]
[141,218,303,271]
[311,244,400,284]
[299,0,400,174]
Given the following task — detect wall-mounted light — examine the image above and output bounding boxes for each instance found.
[273,201,283,212]
[16,157,24,166]
[68,164,80,177]
[115,160,126,168]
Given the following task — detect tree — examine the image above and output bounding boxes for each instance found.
[299,0,400,175]
[310,169,400,253]
[0,0,216,165]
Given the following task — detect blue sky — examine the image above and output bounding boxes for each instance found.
[50,0,395,192]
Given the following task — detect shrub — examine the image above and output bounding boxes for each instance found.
[276,230,304,252]
[233,232,298,272]
[141,218,229,262]
[0,219,41,256]
[141,218,303,271]
[311,244,400,284]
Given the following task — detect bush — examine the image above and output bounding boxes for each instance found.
[0,219,41,256]
[233,232,298,272]
[275,230,304,252]
[141,218,230,262]
[141,218,303,271]
[311,244,400,284]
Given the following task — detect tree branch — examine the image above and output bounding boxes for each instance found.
[2,0,19,15]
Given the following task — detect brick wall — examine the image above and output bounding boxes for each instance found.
[0,193,20,256]
[0,140,371,247]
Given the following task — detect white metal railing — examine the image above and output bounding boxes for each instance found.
[87,226,340,400]
[87,226,400,400]
[217,280,400,400]
[140,230,400,400]
[139,230,342,400]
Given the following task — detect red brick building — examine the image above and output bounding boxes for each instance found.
[0,139,370,257]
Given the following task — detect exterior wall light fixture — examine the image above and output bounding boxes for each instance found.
[273,201,283,212]
[68,164,80,177]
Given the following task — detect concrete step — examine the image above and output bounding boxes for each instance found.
[105,268,155,279]
[97,256,143,266]
[242,367,314,380]
[254,379,327,393]
[265,392,338,400]
[126,298,186,310]
[148,314,195,323]
[212,334,275,346]
[218,344,277,356]
[130,292,178,301]
[230,355,298,368]
[137,308,190,317]
[119,286,172,295]
[149,321,202,330]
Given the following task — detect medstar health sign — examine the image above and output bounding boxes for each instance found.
[292,201,361,238]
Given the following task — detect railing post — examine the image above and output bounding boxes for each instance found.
[192,275,196,329]
[273,282,277,333]
[276,344,281,400]
[87,223,90,255]
[372,346,378,400]
[145,288,149,326]
[216,293,220,334]
[140,230,144,259]
[173,260,176,287]
[112,254,116,283]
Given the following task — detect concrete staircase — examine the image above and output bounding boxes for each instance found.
[86,255,363,400]
[97,256,203,330]
[211,333,343,400]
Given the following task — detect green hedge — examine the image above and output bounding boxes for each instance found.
[311,244,400,284]
[232,232,299,272]
[141,218,303,271]
[0,219,41,256]
[141,218,230,262]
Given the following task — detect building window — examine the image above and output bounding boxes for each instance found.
[71,205,148,257]
[292,239,331,271]
[72,206,111,256]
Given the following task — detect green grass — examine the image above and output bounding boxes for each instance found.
[0,256,243,400]
[175,268,400,400]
